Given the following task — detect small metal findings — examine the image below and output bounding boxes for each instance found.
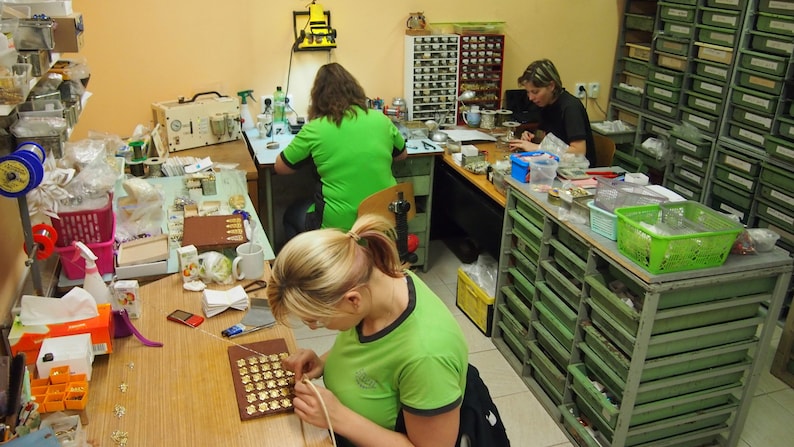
[113,404,126,418]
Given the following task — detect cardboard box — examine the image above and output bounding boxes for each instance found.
[8,304,113,365]
[113,280,141,319]
[52,13,84,53]
[36,333,94,380]
[456,268,495,336]
[177,245,199,283]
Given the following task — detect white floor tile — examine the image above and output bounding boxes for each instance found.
[740,393,792,447]
[495,391,570,447]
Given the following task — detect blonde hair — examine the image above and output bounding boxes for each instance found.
[266,214,404,325]
[518,59,564,97]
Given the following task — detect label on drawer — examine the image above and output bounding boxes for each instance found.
[668,8,688,18]
[671,183,694,198]
[738,128,764,144]
[687,114,710,127]
[769,1,794,12]
[702,47,729,58]
[719,202,743,218]
[713,15,737,27]
[651,101,673,114]
[676,139,696,152]
[764,206,794,226]
[723,155,751,173]
[649,124,667,135]
[682,155,704,168]
[700,81,722,95]
[766,39,794,54]
[749,57,779,72]
[695,98,718,111]
[670,24,690,35]
[770,189,794,204]
[680,169,703,185]
[728,173,754,190]
[654,72,674,84]
[743,111,772,128]
[773,144,794,159]
[654,86,673,98]
[704,65,728,77]
[741,93,770,109]
[770,20,794,33]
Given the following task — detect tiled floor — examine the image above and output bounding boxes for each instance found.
[292,239,794,447]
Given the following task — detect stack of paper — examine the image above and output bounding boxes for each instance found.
[202,285,249,317]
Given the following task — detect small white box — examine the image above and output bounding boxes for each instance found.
[177,245,199,283]
[113,280,141,319]
[36,333,94,380]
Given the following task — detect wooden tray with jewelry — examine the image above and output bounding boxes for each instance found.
[181,214,248,251]
[227,338,295,421]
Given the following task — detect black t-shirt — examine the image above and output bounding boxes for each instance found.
[539,89,596,167]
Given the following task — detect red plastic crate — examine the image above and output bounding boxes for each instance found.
[50,194,114,247]
[54,215,116,280]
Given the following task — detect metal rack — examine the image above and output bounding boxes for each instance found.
[491,178,793,447]
[403,34,461,126]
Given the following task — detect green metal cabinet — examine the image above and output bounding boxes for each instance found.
[392,154,436,272]
[492,179,793,447]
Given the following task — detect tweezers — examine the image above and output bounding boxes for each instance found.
[244,280,267,293]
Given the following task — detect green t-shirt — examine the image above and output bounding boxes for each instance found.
[323,271,468,430]
[280,107,406,231]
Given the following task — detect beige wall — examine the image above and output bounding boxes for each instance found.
[0,0,619,314]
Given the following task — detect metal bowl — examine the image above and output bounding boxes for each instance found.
[430,131,448,143]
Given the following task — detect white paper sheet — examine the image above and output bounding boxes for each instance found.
[443,129,498,142]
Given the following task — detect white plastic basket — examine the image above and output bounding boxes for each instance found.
[588,200,618,240]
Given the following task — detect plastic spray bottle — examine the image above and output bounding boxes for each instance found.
[273,86,287,126]
[75,241,112,305]
[237,89,255,131]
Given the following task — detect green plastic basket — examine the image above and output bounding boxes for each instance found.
[615,201,743,274]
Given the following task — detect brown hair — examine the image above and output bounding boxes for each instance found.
[307,62,369,126]
[266,214,405,325]
[518,59,564,98]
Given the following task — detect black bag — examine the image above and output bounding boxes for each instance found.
[395,364,511,447]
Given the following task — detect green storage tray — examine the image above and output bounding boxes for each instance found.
[686,91,720,115]
[648,66,684,88]
[759,184,794,214]
[757,12,794,37]
[646,82,682,103]
[660,2,696,22]
[537,281,577,333]
[756,200,794,232]
[533,320,570,369]
[710,196,751,224]
[615,84,643,107]
[571,360,740,430]
[623,57,650,77]
[612,150,645,173]
[663,19,696,38]
[497,320,528,363]
[634,144,669,171]
[501,285,531,326]
[731,85,778,114]
[508,267,535,303]
[528,341,566,395]
[777,115,794,141]
[761,162,794,193]
[681,107,718,134]
[515,193,545,229]
[497,303,527,339]
[513,247,538,285]
[589,299,761,359]
[700,6,741,29]
[731,105,774,132]
[556,225,589,261]
[673,164,705,187]
[586,275,763,336]
[675,152,708,172]
[764,135,794,165]
[541,259,581,309]
[559,404,602,447]
[691,74,726,98]
[656,35,691,56]
[738,50,789,76]
[550,238,587,279]
[759,0,794,15]
[694,58,731,81]
[714,164,757,193]
[711,180,754,209]
[736,67,785,95]
[536,300,574,350]
[669,132,712,158]
[647,98,679,120]
[728,121,767,148]
[510,209,542,253]
[696,24,738,47]
[665,177,702,201]
[750,30,794,56]
[705,0,746,11]
[580,322,754,382]
[716,148,762,176]
[625,13,655,32]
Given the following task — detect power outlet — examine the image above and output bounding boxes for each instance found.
[574,83,586,99]
[588,82,600,99]
[260,94,295,114]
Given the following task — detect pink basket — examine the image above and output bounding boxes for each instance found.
[54,214,116,280]
[51,193,114,247]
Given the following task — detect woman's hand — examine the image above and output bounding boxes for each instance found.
[520,131,534,141]
[508,139,538,152]
[282,349,325,381]
[292,379,342,429]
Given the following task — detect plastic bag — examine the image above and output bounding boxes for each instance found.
[461,254,498,297]
[198,251,234,284]
[732,228,780,255]
[116,178,165,240]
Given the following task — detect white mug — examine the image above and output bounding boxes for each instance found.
[233,243,265,280]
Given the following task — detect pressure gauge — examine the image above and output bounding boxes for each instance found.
[170,120,183,132]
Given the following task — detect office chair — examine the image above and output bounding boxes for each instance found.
[358,183,418,265]
[593,133,616,167]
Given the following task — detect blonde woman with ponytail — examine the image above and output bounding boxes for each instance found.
[267,214,468,447]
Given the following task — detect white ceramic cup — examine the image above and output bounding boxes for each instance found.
[233,242,264,280]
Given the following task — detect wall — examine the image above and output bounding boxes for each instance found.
[0,0,619,316]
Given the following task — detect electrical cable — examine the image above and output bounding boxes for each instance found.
[301,376,338,447]
[591,96,608,117]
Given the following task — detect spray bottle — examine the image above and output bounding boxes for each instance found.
[237,90,255,131]
[74,241,112,305]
